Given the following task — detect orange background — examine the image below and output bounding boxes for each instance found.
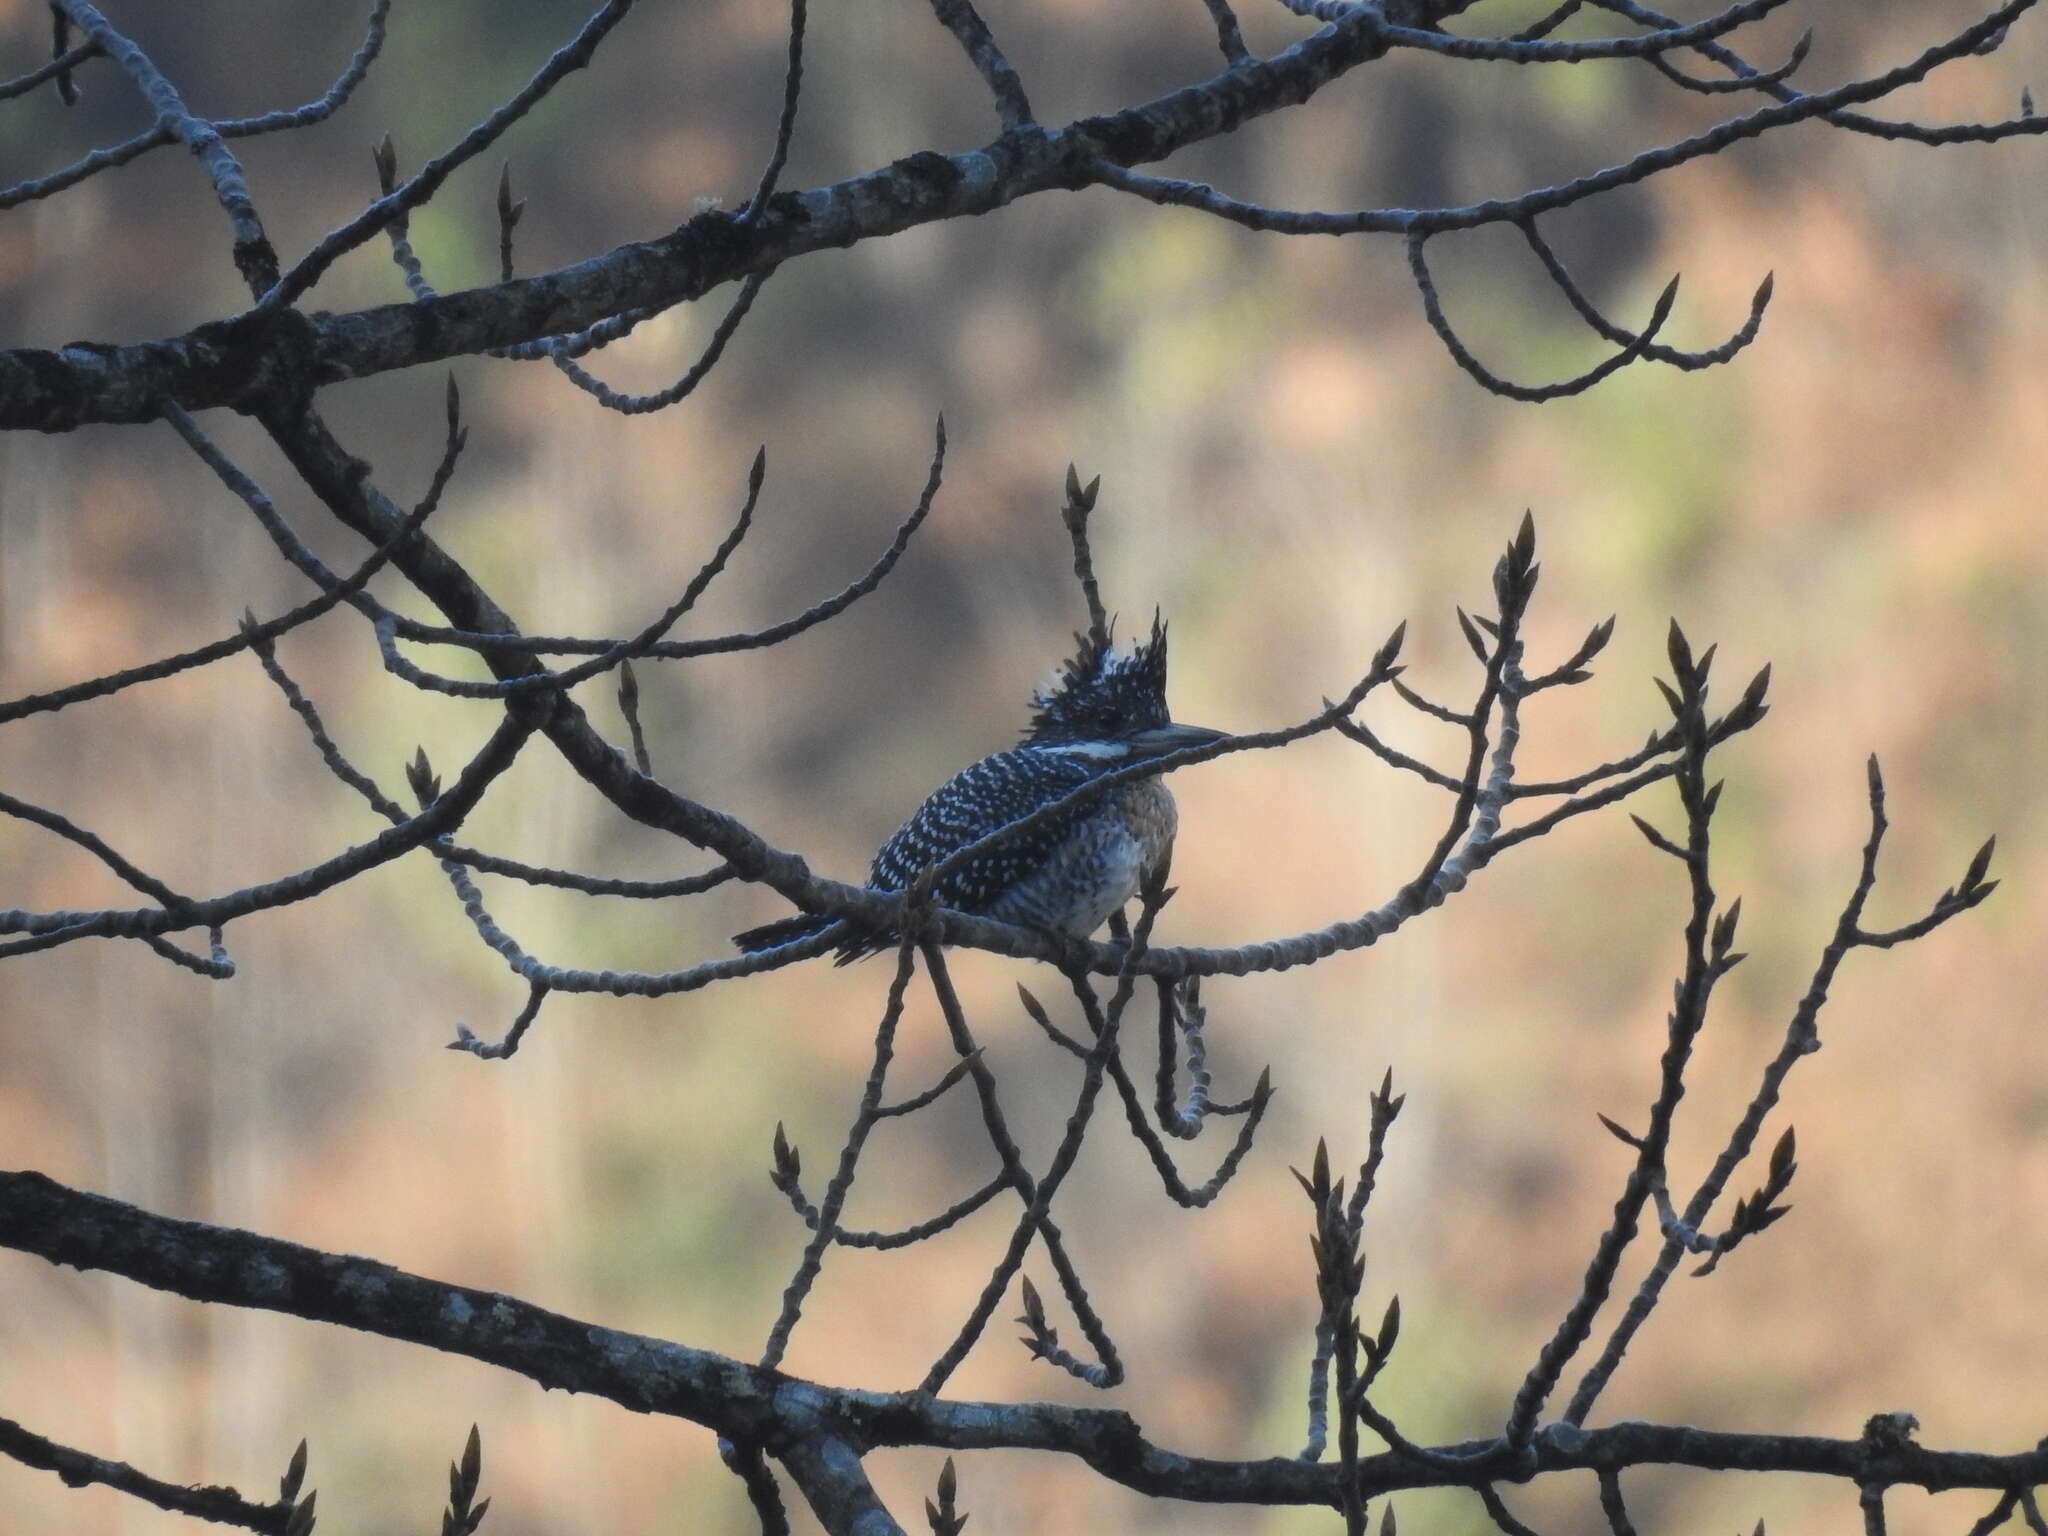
[1,2,2044,1532]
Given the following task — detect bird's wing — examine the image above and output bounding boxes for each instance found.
[866,749,1105,908]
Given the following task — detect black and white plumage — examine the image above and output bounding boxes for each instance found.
[734,617,1223,962]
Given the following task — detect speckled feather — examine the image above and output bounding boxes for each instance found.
[734,618,1198,962]
[867,747,1109,901]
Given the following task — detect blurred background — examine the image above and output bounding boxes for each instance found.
[1,0,2045,1531]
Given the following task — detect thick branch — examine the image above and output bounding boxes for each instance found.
[0,0,1462,432]
[6,1168,2048,1509]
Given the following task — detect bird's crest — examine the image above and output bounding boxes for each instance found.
[1023,611,1171,745]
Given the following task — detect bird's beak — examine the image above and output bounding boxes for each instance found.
[1127,722,1228,759]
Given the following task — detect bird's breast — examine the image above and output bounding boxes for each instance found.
[1118,777,1179,868]
[983,780,1179,939]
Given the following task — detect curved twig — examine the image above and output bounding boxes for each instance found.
[1410,235,1681,401]
[1518,218,1773,370]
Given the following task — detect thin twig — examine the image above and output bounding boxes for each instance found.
[1518,218,1772,370]
[1564,760,1994,1422]
[261,0,640,309]
[0,38,96,101]
[374,447,766,698]
[1195,0,1252,63]
[0,2,386,211]
[1411,234,1681,402]
[918,941,1125,1392]
[776,1174,1006,1249]
[0,1414,287,1535]
[375,416,943,657]
[760,933,923,1368]
[738,0,807,222]
[1507,623,1722,1444]
[927,0,1033,128]
[55,0,278,292]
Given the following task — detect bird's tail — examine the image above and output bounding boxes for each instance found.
[732,914,836,954]
[733,913,893,965]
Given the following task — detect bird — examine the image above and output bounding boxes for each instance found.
[734,615,1223,962]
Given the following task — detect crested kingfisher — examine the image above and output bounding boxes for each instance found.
[734,616,1222,961]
